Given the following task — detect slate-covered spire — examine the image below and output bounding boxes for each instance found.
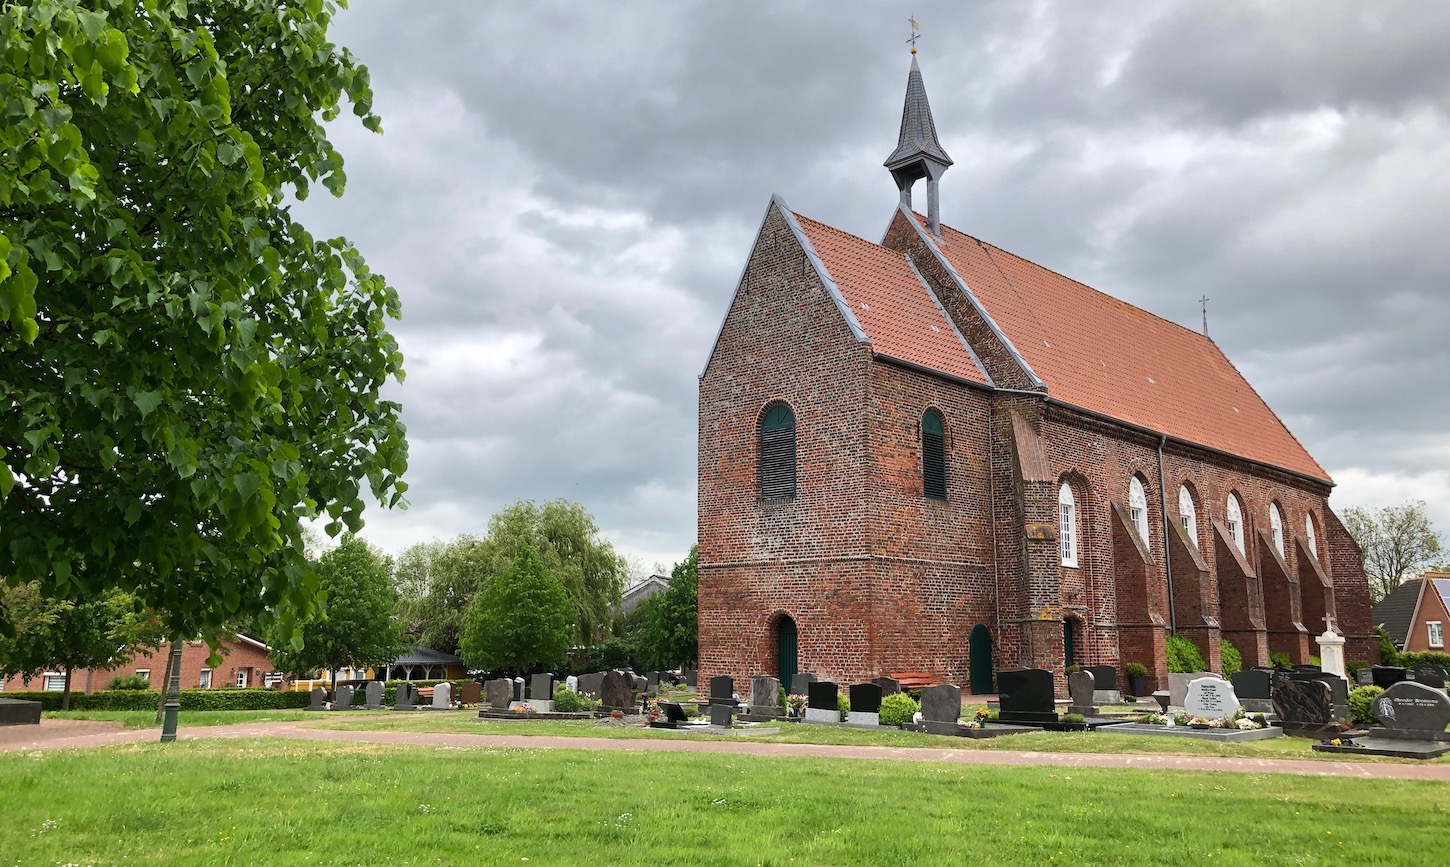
[884,54,953,238]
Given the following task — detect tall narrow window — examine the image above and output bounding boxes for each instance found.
[1305,514,1318,558]
[1429,621,1444,649]
[1129,476,1149,545]
[1178,485,1198,547]
[1270,503,1284,555]
[759,403,797,499]
[921,410,947,500]
[1059,483,1078,567]
[1227,494,1244,554]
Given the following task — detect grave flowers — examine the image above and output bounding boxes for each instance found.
[786,694,807,718]
[963,708,990,729]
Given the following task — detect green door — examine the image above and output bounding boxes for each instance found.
[1063,619,1076,668]
[777,615,798,693]
[969,624,994,694]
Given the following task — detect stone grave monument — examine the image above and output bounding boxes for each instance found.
[749,676,783,718]
[565,674,578,692]
[847,683,883,726]
[1371,666,1408,689]
[456,681,481,705]
[872,676,902,697]
[650,701,691,729]
[363,681,385,710]
[919,683,962,735]
[431,681,452,709]
[1067,670,1098,716]
[1316,681,1450,759]
[0,697,41,727]
[307,687,328,711]
[790,673,818,695]
[528,673,554,711]
[600,670,635,712]
[576,672,604,698]
[709,675,735,705]
[485,678,512,710]
[1413,666,1448,690]
[683,669,697,688]
[1271,678,1337,737]
[1087,665,1120,705]
[996,669,1058,725]
[1231,669,1273,714]
[393,683,417,710]
[512,677,526,703]
[332,685,355,711]
[1184,676,1239,721]
[805,681,839,723]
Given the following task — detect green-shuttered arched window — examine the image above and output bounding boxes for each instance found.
[922,410,947,500]
[759,403,797,500]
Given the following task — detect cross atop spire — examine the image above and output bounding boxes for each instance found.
[884,37,952,237]
[907,16,920,55]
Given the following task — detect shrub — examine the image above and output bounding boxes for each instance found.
[878,693,920,727]
[109,673,152,691]
[1166,635,1206,673]
[1219,640,1243,678]
[1062,712,1085,724]
[551,687,598,713]
[1346,660,1367,679]
[1376,626,1401,667]
[1399,651,1450,672]
[1064,664,1082,675]
[7,688,310,712]
[1124,662,1148,679]
[836,691,850,721]
[1348,685,1384,725]
[1268,651,1292,671]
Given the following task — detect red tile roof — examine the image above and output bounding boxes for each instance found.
[794,213,990,387]
[927,220,1330,483]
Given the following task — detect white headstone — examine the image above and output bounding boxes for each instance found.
[432,681,452,709]
[566,675,579,692]
[1316,629,1346,678]
[1184,676,1240,720]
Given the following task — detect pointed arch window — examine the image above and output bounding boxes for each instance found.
[759,403,797,500]
[1305,514,1318,558]
[1128,476,1149,546]
[1226,493,1244,554]
[1059,483,1078,568]
[1270,502,1284,555]
[922,410,947,501]
[1178,485,1198,548]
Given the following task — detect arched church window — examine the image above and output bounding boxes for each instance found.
[921,410,947,501]
[1305,513,1318,558]
[1178,485,1198,547]
[1129,476,1150,546]
[1059,483,1078,568]
[1270,502,1284,555]
[1226,493,1244,554]
[759,402,797,500]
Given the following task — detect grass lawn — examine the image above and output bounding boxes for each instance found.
[0,738,1444,865]
[43,709,391,729]
[316,714,1450,764]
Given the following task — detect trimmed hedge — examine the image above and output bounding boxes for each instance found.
[10,688,311,712]
[1166,634,1207,673]
[1348,685,1383,726]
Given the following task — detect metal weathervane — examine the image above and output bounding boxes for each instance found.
[908,16,920,54]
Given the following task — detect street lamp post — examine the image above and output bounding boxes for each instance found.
[159,636,184,743]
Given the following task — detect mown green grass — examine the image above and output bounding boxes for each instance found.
[0,739,1444,865]
[316,714,1450,764]
[43,709,391,729]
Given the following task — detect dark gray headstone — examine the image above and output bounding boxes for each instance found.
[512,677,525,702]
[709,703,734,727]
[647,671,660,690]
[919,684,962,723]
[0,697,41,726]
[333,686,355,710]
[683,669,697,688]
[393,683,417,709]
[1372,666,1409,689]
[790,673,818,695]
[709,675,735,703]
[661,701,688,724]
[576,672,605,698]
[364,681,385,709]
[1356,668,1375,686]
[1413,666,1448,690]
[997,669,1055,715]
[807,681,839,710]
[600,670,635,710]
[749,676,781,710]
[633,674,648,695]
[530,673,554,701]
[309,687,327,709]
[1086,665,1117,691]
[1068,670,1096,707]
[1289,670,1349,717]
[849,683,883,714]
[1373,681,1450,735]
[1272,678,1333,725]
[872,676,902,696]
[485,678,512,709]
[432,682,451,709]
[456,681,481,705]
[1232,669,1272,700]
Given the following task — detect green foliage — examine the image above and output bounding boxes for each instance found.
[836,691,850,721]
[392,536,489,656]
[636,545,699,670]
[1219,640,1243,678]
[1062,713,1086,724]
[1064,665,1081,675]
[0,0,408,645]
[1342,501,1443,603]
[878,692,919,727]
[1268,652,1292,671]
[459,544,574,674]
[1124,662,1148,679]
[1398,651,1450,671]
[1347,685,1384,726]
[551,687,598,714]
[569,637,639,675]
[1376,626,1400,666]
[268,535,405,680]
[1165,635,1206,673]
[8,687,309,712]
[109,672,151,690]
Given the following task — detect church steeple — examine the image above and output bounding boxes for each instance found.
[884,53,952,238]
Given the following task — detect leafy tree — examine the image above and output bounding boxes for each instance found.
[458,544,574,674]
[268,535,405,688]
[637,545,698,670]
[392,536,490,656]
[0,1,407,646]
[1342,501,1444,602]
[0,582,156,709]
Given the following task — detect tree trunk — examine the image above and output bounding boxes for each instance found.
[155,640,178,724]
[61,666,73,711]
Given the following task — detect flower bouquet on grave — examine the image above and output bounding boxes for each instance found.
[1146,713,1169,726]
[786,694,807,718]
[1323,737,1362,748]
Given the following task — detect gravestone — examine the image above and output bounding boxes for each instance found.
[1231,669,1273,714]
[333,685,354,710]
[996,669,1058,724]
[576,672,604,698]
[847,683,883,726]
[1413,666,1448,690]
[1167,672,1204,709]
[565,674,579,692]
[650,701,690,729]
[633,674,648,696]
[805,680,839,723]
[393,683,417,710]
[709,675,735,705]
[872,676,902,697]
[1371,666,1408,689]
[431,682,451,709]
[1272,677,1336,737]
[600,670,635,710]
[1356,668,1375,686]
[1373,681,1450,736]
[647,671,660,691]
[512,677,526,702]
[456,681,481,705]
[790,673,818,695]
[1087,665,1121,705]
[749,676,783,717]
[709,703,734,727]
[485,678,512,710]
[1185,676,1240,720]
[0,697,41,726]
[364,681,385,710]
[1068,670,1098,715]
[1288,670,1349,720]
[308,687,327,710]
[529,673,555,710]
[918,684,963,735]
[683,670,698,688]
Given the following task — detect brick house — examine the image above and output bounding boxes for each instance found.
[1373,574,1450,654]
[697,53,1376,696]
[0,634,285,694]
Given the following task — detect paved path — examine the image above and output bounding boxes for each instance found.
[5,716,1449,781]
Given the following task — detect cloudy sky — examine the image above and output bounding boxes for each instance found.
[293,1,1450,572]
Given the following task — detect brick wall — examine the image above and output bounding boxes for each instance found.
[1,638,284,693]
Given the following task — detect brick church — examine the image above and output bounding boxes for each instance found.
[697,51,1376,696]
